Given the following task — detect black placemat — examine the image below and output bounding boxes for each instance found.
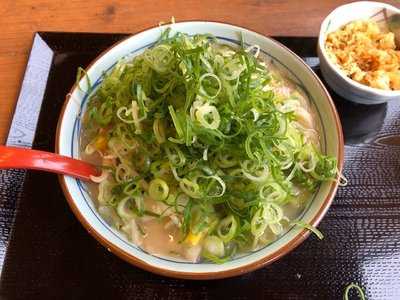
[0,32,399,300]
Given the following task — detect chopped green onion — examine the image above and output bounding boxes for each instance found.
[195,104,221,130]
[179,178,201,198]
[292,220,324,240]
[199,73,222,99]
[76,67,92,92]
[217,215,237,243]
[343,283,366,300]
[251,207,268,238]
[153,118,166,144]
[117,197,136,220]
[149,178,169,201]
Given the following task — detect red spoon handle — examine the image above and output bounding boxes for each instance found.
[0,145,99,181]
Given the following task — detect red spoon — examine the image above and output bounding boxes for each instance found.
[0,145,100,181]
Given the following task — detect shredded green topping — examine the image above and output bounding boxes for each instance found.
[343,283,366,300]
[292,221,324,240]
[82,28,338,263]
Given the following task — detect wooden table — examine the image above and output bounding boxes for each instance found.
[0,0,398,144]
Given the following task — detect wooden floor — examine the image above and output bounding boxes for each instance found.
[0,0,398,143]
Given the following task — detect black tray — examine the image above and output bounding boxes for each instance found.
[1,33,400,300]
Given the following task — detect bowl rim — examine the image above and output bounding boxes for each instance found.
[318,1,400,96]
[55,20,344,280]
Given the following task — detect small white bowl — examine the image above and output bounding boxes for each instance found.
[56,21,343,279]
[318,1,400,105]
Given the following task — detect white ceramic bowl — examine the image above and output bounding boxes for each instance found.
[56,21,343,279]
[318,1,400,105]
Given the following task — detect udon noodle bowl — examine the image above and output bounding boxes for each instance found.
[80,30,338,263]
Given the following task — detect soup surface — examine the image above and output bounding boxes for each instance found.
[80,30,337,263]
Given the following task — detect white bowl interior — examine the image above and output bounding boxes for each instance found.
[58,21,341,275]
[319,1,400,97]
